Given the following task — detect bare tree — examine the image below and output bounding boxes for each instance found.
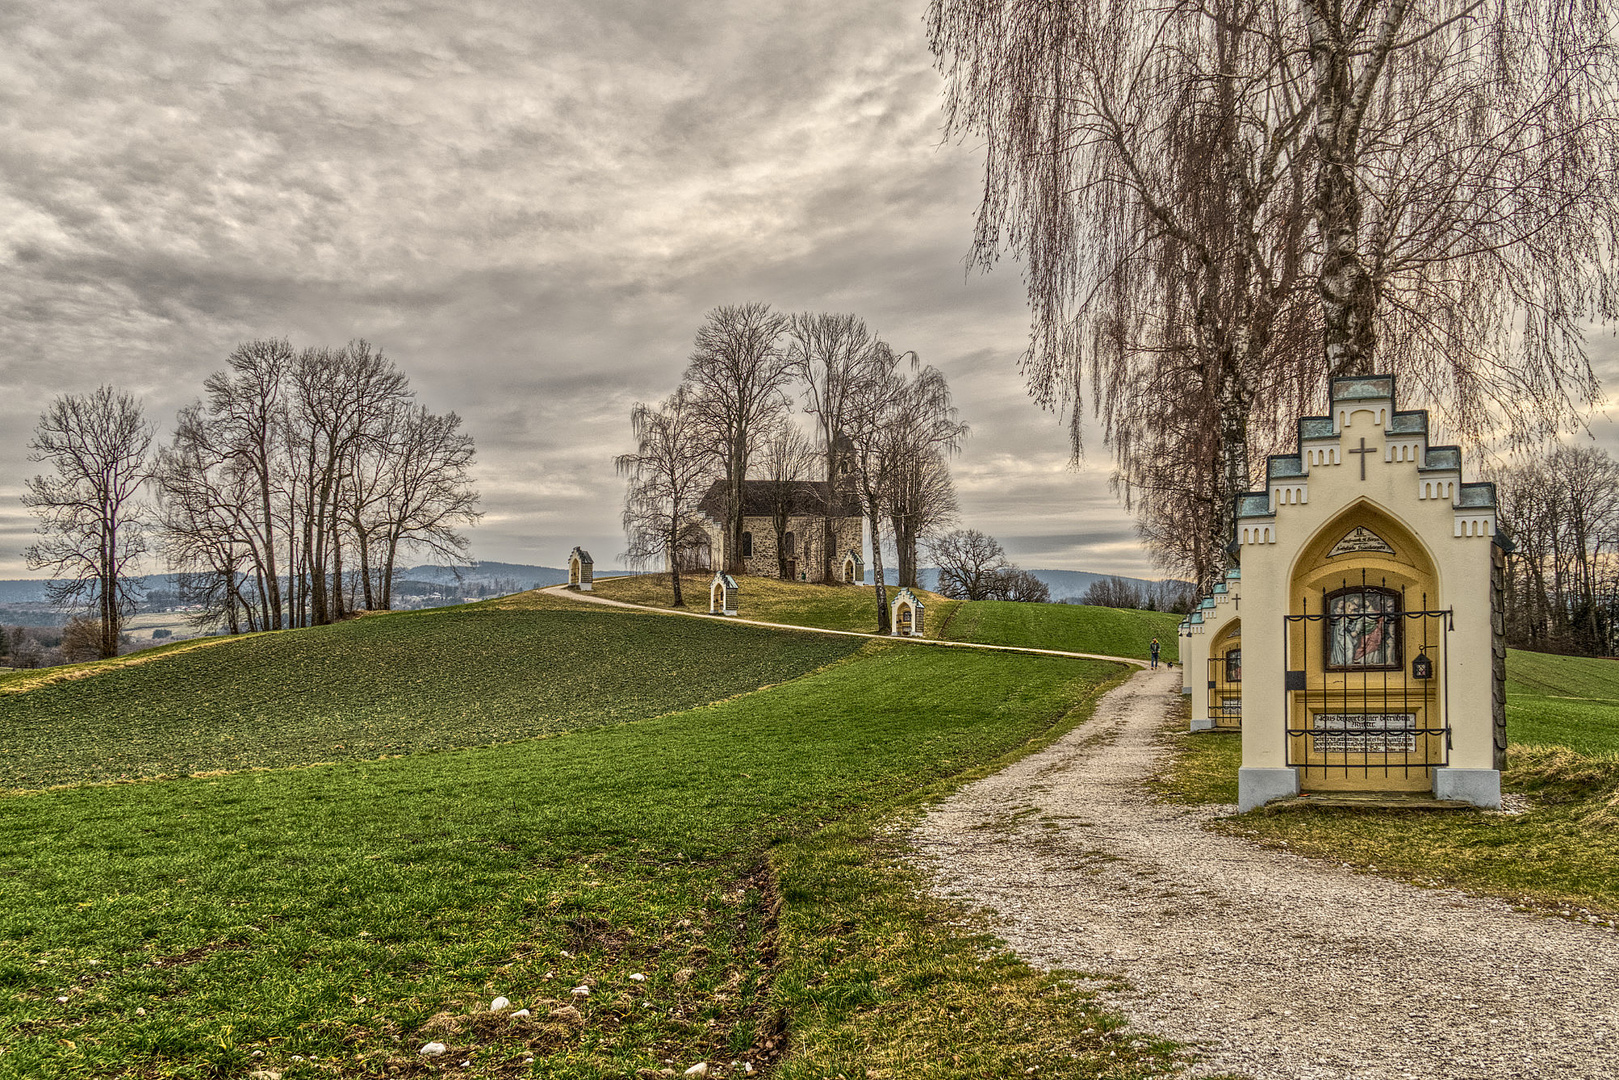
[22,386,154,658]
[1082,575,1147,609]
[685,303,795,573]
[617,387,713,607]
[930,529,1011,601]
[787,313,887,583]
[756,420,818,580]
[371,405,481,609]
[988,568,1051,603]
[202,339,293,629]
[886,447,962,589]
[288,341,409,625]
[930,0,1619,576]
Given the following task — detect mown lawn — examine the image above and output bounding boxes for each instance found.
[941,601,1181,663]
[0,600,1184,1079]
[590,574,961,637]
[1154,647,1619,918]
[0,594,863,789]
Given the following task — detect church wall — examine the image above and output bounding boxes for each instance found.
[704,514,864,582]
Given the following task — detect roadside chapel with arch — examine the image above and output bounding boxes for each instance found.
[709,572,739,616]
[891,587,924,637]
[1184,567,1242,731]
[568,546,593,591]
[1231,375,1508,811]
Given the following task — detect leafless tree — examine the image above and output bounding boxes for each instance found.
[1082,575,1147,609]
[370,405,481,609]
[288,341,410,625]
[987,567,1051,603]
[22,386,153,659]
[685,303,794,572]
[886,446,963,590]
[787,313,888,583]
[617,387,714,607]
[756,420,818,580]
[202,339,293,629]
[1492,443,1619,655]
[930,0,1619,575]
[930,529,1011,601]
[862,365,968,618]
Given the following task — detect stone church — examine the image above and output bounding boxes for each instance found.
[695,478,864,582]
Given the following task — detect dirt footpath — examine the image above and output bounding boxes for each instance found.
[907,667,1619,1080]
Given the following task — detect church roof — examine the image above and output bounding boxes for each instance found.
[697,478,862,521]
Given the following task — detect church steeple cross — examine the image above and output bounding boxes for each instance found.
[1348,436,1375,480]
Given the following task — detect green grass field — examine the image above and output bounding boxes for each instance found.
[0,594,1183,1079]
[1155,647,1619,917]
[0,593,865,790]
[939,601,1181,662]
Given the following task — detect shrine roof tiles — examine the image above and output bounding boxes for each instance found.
[1298,417,1336,440]
[1213,582,1228,594]
[1387,410,1429,435]
[570,547,593,563]
[1226,567,1241,580]
[1235,493,1272,519]
[1331,375,1396,401]
[1267,454,1307,479]
[1457,482,1497,508]
[1420,446,1463,472]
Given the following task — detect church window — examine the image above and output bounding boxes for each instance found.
[741,531,753,559]
[784,531,795,556]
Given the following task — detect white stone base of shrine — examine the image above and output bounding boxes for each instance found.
[1190,717,1215,732]
[1238,766,1300,812]
[579,582,592,591]
[1432,767,1502,809]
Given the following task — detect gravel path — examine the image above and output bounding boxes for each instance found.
[908,666,1619,1079]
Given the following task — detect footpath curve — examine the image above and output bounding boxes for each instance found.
[908,666,1619,1080]
[540,584,1148,668]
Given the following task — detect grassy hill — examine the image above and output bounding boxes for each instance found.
[590,573,962,636]
[589,574,1182,661]
[939,600,1181,662]
[1505,648,1619,755]
[0,589,1173,1078]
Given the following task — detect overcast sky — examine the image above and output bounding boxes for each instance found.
[3,1,1616,580]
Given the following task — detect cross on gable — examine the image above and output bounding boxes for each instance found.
[1348,436,1375,481]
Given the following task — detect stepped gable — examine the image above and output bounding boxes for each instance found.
[1231,375,1500,549]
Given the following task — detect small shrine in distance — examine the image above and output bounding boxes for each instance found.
[891,587,924,637]
[568,547,593,591]
[1232,375,1508,811]
[709,572,739,616]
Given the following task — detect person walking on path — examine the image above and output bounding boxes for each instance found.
[1149,637,1161,669]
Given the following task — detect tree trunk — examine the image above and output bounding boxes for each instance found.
[868,506,889,633]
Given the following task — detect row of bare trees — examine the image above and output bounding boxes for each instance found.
[1492,445,1619,656]
[618,305,966,630]
[930,0,1619,587]
[19,341,480,656]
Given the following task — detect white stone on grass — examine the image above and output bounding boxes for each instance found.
[684,1064,708,1077]
[490,996,510,1012]
[629,972,647,982]
[419,1042,448,1057]
[511,1008,531,1018]
[571,985,590,997]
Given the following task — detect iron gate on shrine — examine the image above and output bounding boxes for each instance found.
[1206,648,1241,728]
[1283,573,1452,787]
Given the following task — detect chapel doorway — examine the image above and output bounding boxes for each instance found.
[1207,620,1242,729]
[1283,505,1450,792]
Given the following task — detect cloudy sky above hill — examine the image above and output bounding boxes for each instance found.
[2,1,1616,579]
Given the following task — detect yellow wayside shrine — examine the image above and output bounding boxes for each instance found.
[1234,376,1509,810]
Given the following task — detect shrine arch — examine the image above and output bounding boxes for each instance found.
[1284,499,1448,792]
